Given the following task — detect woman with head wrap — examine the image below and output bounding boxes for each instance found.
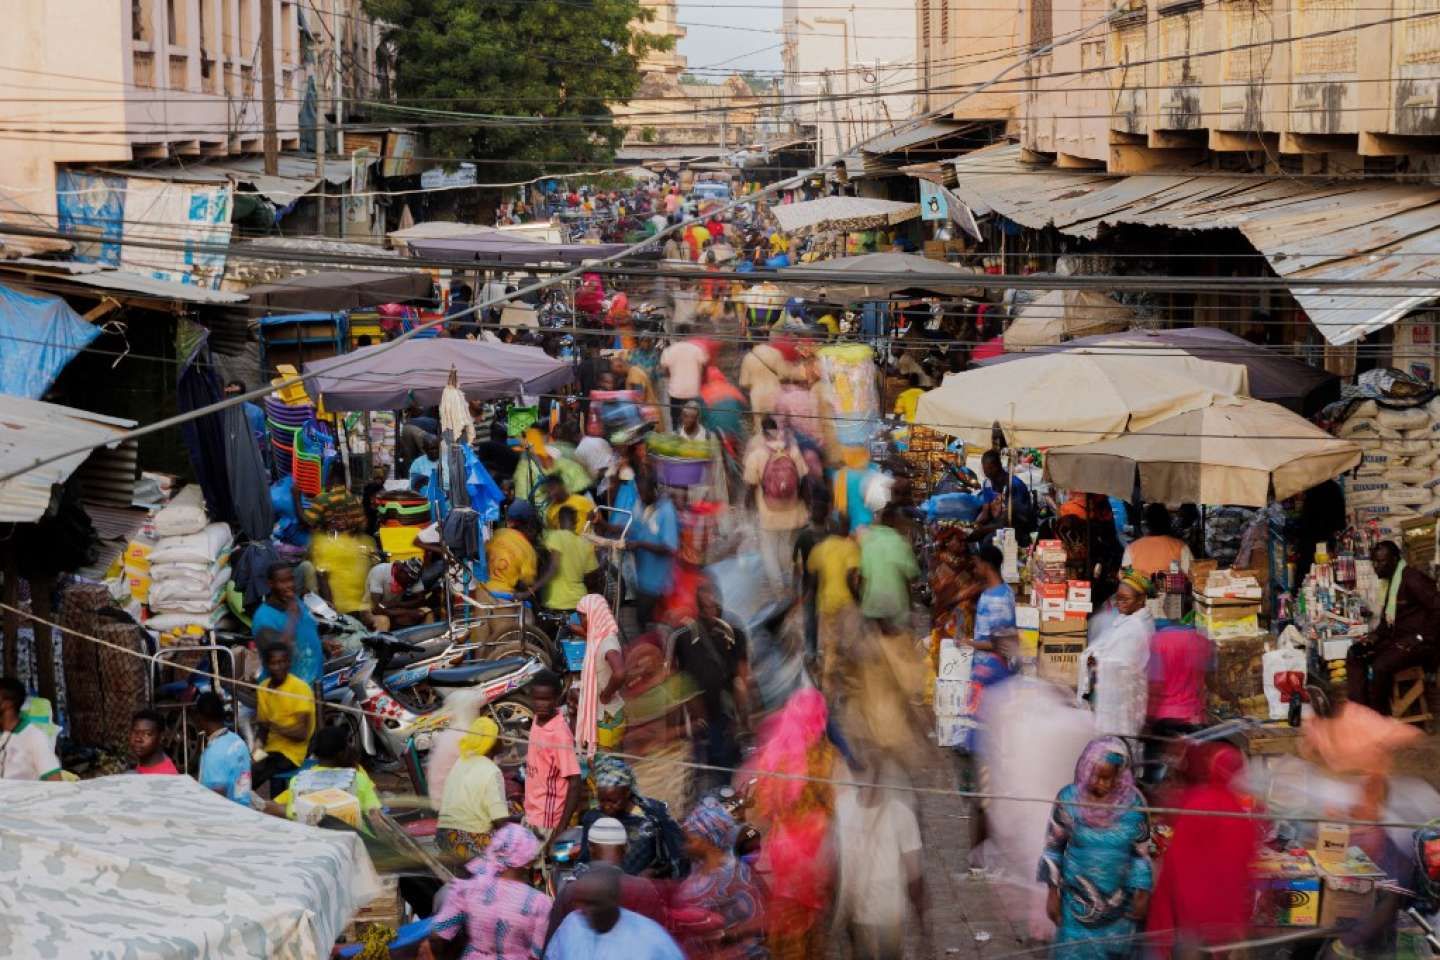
[746,688,835,960]
[428,822,551,959]
[1146,742,1259,954]
[1038,737,1153,959]
[622,632,702,815]
[1078,570,1155,737]
[435,716,514,863]
[578,754,686,878]
[575,594,626,757]
[675,798,768,960]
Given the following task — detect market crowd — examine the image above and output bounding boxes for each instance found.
[7,179,1440,960]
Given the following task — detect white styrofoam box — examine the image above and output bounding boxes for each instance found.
[1322,638,1354,661]
[934,679,969,716]
[936,714,977,748]
[937,639,973,684]
[1016,604,1040,630]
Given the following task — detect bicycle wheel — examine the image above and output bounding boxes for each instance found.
[489,626,558,671]
[487,696,535,767]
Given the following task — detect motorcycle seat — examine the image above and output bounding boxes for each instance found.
[390,621,452,644]
[428,656,528,687]
[384,647,437,669]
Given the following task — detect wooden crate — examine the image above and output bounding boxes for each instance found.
[345,875,404,940]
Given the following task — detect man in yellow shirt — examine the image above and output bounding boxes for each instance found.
[253,642,316,797]
[485,502,540,598]
[537,506,600,612]
[543,474,595,534]
[806,514,861,693]
[893,373,925,424]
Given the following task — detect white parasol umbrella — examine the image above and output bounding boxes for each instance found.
[1042,397,1362,506]
[915,352,1249,448]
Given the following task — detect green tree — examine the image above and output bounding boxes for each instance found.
[364,0,670,174]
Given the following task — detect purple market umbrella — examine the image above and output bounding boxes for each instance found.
[977,326,1339,416]
[302,338,574,410]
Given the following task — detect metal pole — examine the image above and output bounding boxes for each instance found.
[332,0,345,238]
[260,0,278,175]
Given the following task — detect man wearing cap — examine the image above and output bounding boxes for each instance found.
[544,817,670,946]
[579,756,684,879]
[545,863,682,959]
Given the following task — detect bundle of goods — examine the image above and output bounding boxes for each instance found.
[927,524,976,616]
[1021,539,1088,686]
[1334,394,1440,541]
[1203,506,1259,566]
[59,582,150,753]
[592,389,656,439]
[1192,566,1263,640]
[816,344,881,448]
[899,427,949,504]
[647,432,712,487]
[142,490,233,634]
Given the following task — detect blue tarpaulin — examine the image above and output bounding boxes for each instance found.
[0,284,99,398]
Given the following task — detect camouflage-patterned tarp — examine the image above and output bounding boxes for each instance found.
[0,774,381,959]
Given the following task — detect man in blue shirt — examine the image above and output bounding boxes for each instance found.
[545,865,682,960]
[250,563,324,685]
[194,692,252,805]
[973,449,1035,546]
[408,437,440,495]
[624,474,677,631]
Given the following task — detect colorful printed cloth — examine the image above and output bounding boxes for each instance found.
[431,871,551,959]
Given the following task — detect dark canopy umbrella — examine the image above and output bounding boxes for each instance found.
[779,252,985,298]
[302,338,574,409]
[245,270,434,311]
[976,326,1340,415]
[406,237,631,264]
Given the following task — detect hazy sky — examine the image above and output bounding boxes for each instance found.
[675,0,785,74]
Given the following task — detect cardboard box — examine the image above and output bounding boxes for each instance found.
[1038,638,1085,687]
[1253,849,1320,927]
[293,787,362,830]
[1040,617,1088,637]
[1314,847,1384,930]
[1064,600,1093,614]
[1196,610,1261,640]
[1016,605,1040,630]
[1036,582,1069,600]
[1066,581,1092,603]
[1316,823,1351,856]
[1019,627,1039,658]
[936,714,976,748]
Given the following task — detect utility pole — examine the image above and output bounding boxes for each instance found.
[260,0,278,175]
[332,0,345,238]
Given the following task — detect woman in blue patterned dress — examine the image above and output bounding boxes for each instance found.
[1037,737,1153,959]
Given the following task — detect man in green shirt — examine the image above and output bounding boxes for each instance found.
[853,504,920,634]
[537,505,600,612]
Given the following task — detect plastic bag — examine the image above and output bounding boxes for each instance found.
[1263,628,1308,721]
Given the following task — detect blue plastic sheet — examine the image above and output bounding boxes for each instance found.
[0,284,100,398]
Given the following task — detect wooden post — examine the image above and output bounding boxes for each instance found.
[260,0,279,176]
[31,574,56,704]
[1,542,18,677]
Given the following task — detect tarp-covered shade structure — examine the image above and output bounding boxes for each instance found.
[304,337,574,409]
[405,237,630,264]
[779,251,984,297]
[0,283,100,398]
[916,352,1248,448]
[770,196,920,235]
[979,326,1341,415]
[1043,397,1362,506]
[1002,289,1134,350]
[0,775,380,959]
[0,394,134,523]
[245,270,434,312]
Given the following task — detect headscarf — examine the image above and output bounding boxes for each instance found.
[1070,736,1140,828]
[701,366,745,406]
[575,594,622,759]
[469,823,542,876]
[749,688,829,811]
[593,754,638,792]
[684,797,740,850]
[1119,568,1152,597]
[458,716,499,759]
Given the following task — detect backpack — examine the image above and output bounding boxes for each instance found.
[761,449,800,508]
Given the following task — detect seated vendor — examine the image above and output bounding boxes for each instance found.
[968,449,1035,545]
[1346,540,1440,711]
[1122,504,1193,577]
[269,725,383,836]
[309,504,382,633]
[366,558,434,628]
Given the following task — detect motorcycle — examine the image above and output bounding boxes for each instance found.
[358,632,546,790]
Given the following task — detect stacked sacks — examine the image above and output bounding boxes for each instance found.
[1336,396,1440,539]
[144,490,234,633]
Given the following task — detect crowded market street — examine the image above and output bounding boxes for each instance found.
[12,5,1440,953]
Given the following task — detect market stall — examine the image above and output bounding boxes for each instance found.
[0,775,380,958]
[1000,289,1134,351]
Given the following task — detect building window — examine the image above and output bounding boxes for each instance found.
[167,0,179,44]
[1031,0,1054,48]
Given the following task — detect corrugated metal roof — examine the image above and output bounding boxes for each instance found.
[0,397,136,524]
[96,154,354,202]
[862,119,973,157]
[770,196,920,234]
[946,143,1440,345]
[53,270,249,304]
